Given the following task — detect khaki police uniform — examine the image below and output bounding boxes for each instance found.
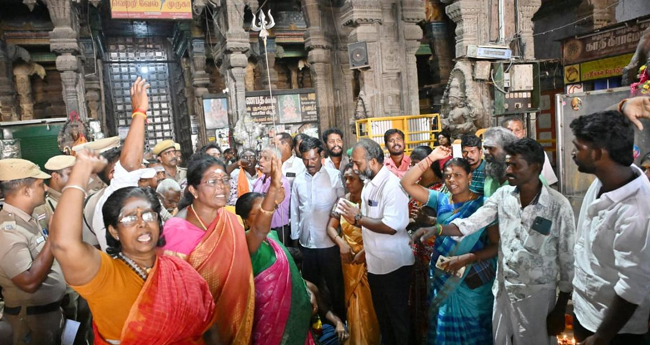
[0,204,65,345]
[0,159,66,344]
[153,139,187,187]
[82,188,104,247]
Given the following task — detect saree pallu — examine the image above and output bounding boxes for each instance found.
[163,208,255,345]
[93,255,215,345]
[253,238,314,345]
[341,219,380,345]
[426,192,495,345]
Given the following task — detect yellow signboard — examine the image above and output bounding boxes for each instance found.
[580,53,634,82]
[564,64,580,84]
[110,0,192,19]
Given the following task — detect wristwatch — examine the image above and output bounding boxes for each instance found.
[354,213,363,226]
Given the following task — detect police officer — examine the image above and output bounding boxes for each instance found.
[0,159,66,345]
[34,155,76,226]
[153,139,186,186]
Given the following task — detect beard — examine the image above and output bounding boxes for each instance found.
[328,147,343,157]
[485,160,507,180]
[356,167,375,181]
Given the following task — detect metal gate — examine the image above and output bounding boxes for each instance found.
[105,37,175,149]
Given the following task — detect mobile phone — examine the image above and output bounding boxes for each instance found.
[531,216,552,236]
[435,255,465,278]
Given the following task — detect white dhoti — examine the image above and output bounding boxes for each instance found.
[492,288,558,345]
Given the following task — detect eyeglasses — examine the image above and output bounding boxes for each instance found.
[118,211,158,227]
[201,177,231,187]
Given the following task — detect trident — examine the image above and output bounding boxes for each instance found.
[251,9,278,130]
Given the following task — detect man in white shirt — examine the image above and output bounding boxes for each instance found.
[322,128,349,175]
[503,117,558,185]
[570,110,650,345]
[88,78,155,251]
[274,132,305,187]
[339,138,414,345]
[291,137,346,321]
[416,138,575,345]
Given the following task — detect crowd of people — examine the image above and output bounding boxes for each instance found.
[1,78,650,345]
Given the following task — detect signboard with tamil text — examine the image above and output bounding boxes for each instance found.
[562,18,649,65]
[580,53,635,82]
[110,0,192,19]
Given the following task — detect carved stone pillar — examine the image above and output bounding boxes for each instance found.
[342,1,382,117]
[302,0,337,130]
[0,41,19,121]
[402,0,426,115]
[518,0,541,59]
[190,38,210,144]
[578,0,616,30]
[223,52,249,124]
[445,1,481,58]
[259,38,279,90]
[44,0,86,119]
[14,62,46,120]
[82,39,101,120]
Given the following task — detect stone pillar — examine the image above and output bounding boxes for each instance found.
[44,0,86,119]
[445,1,481,58]
[0,41,20,121]
[81,39,101,120]
[302,0,336,130]
[14,62,46,120]
[342,1,383,117]
[518,0,541,59]
[259,38,279,90]
[190,38,210,144]
[402,0,426,115]
[578,0,616,30]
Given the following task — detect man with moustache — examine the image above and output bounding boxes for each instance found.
[414,138,576,345]
[569,110,650,345]
[152,139,186,185]
[482,127,518,197]
[461,134,486,193]
[274,132,305,188]
[0,159,66,345]
[503,117,558,185]
[384,129,411,179]
[339,138,414,345]
[253,147,291,245]
[322,128,349,175]
[291,137,346,321]
[34,155,76,227]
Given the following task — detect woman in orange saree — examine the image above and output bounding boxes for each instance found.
[162,154,256,345]
[326,165,380,345]
[49,150,216,344]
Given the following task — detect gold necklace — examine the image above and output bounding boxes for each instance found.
[190,204,209,231]
[451,191,476,214]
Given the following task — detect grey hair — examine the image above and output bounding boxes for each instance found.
[261,146,282,159]
[483,127,518,148]
[353,138,384,164]
[0,177,36,195]
[502,116,524,128]
[156,178,181,194]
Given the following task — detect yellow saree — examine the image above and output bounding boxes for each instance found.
[340,218,380,345]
